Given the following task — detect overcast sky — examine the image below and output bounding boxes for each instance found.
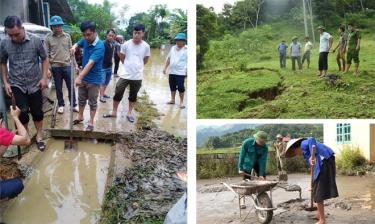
[196,0,237,13]
[87,0,189,18]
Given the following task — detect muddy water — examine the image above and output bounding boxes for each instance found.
[2,139,111,224]
[143,48,187,137]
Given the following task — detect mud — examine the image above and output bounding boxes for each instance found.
[197,174,375,224]
[0,160,21,180]
[102,128,187,222]
[2,139,112,224]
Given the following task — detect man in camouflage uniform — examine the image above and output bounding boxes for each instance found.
[273,134,287,171]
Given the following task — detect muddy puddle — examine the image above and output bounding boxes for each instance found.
[142,48,187,137]
[197,174,375,224]
[2,139,112,224]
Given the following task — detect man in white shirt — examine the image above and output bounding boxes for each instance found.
[163,33,187,109]
[317,26,333,77]
[302,36,313,69]
[290,36,302,71]
[103,24,150,123]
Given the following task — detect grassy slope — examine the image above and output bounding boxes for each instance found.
[198,22,375,118]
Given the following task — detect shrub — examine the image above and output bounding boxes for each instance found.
[336,145,368,174]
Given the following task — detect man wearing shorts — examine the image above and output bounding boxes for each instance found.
[345,23,361,76]
[163,33,187,109]
[317,26,333,78]
[332,26,347,72]
[44,15,78,114]
[0,107,30,200]
[104,24,150,123]
[0,16,49,151]
[99,29,116,103]
[70,21,104,131]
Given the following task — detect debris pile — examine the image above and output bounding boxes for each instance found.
[102,128,187,223]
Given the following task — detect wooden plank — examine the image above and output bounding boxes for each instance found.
[47,128,122,140]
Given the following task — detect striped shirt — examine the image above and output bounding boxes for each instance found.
[0,32,47,94]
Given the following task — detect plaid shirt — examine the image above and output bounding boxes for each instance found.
[0,32,47,94]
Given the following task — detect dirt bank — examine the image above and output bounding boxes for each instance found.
[197,174,375,224]
[101,128,187,223]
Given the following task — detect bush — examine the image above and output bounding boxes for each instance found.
[336,145,368,174]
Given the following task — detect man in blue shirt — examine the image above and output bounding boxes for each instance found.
[285,137,338,224]
[70,21,104,131]
[277,40,288,68]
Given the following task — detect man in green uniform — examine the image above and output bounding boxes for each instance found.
[345,23,361,76]
[238,131,268,208]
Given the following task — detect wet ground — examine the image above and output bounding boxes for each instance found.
[51,48,187,137]
[197,174,375,224]
[1,139,112,224]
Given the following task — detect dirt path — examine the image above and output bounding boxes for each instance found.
[197,174,375,224]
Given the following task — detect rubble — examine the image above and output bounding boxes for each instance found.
[102,128,187,223]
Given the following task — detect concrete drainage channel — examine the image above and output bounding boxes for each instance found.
[0,128,187,223]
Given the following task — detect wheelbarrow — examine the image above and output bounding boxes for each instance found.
[223,180,278,224]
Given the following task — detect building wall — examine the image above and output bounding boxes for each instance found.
[369,124,375,162]
[323,123,371,161]
[0,0,28,23]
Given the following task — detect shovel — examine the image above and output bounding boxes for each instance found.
[10,94,22,160]
[64,58,78,151]
[305,145,317,211]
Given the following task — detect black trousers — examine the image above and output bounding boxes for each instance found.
[114,54,120,74]
[319,52,329,71]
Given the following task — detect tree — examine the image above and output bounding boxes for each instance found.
[196,4,218,69]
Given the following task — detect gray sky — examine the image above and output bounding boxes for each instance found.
[87,0,189,18]
[197,0,237,13]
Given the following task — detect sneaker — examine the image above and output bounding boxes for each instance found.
[57,106,64,114]
[73,106,79,113]
[100,97,106,103]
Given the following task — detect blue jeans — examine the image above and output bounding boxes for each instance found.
[52,66,77,107]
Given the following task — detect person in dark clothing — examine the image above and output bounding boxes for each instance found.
[113,35,124,78]
[99,29,116,103]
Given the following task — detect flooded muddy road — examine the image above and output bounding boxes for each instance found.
[197,174,375,224]
[2,139,112,224]
[142,48,187,137]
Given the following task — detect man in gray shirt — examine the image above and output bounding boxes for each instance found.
[0,16,49,151]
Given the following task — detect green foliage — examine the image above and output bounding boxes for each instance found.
[196,4,219,69]
[336,145,368,174]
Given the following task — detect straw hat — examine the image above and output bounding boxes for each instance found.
[285,138,306,158]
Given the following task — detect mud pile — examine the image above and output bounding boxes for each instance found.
[103,128,187,223]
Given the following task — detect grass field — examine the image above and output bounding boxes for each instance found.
[197,22,375,118]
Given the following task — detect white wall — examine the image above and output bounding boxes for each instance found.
[0,0,28,24]
[323,123,371,161]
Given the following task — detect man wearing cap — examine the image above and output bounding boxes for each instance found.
[302,37,313,69]
[277,40,288,68]
[70,21,105,131]
[103,24,150,123]
[345,23,361,76]
[290,36,302,71]
[44,15,78,114]
[163,33,187,109]
[273,134,286,171]
[1,16,49,151]
[238,131,268,208]
[285,137,338,224]
[317,26,333,78]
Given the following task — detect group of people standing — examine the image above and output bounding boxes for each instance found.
[0,15,187,151]
[277,23,361,77]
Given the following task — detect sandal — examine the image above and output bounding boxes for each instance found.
[126,115,135,123]
[73,119,83,125]
[167,101,175,105]
[36,140,46,152]
[103,114,116,118]
[180,105,186,109]
[86,124,94,132]
[103,94,111,99]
